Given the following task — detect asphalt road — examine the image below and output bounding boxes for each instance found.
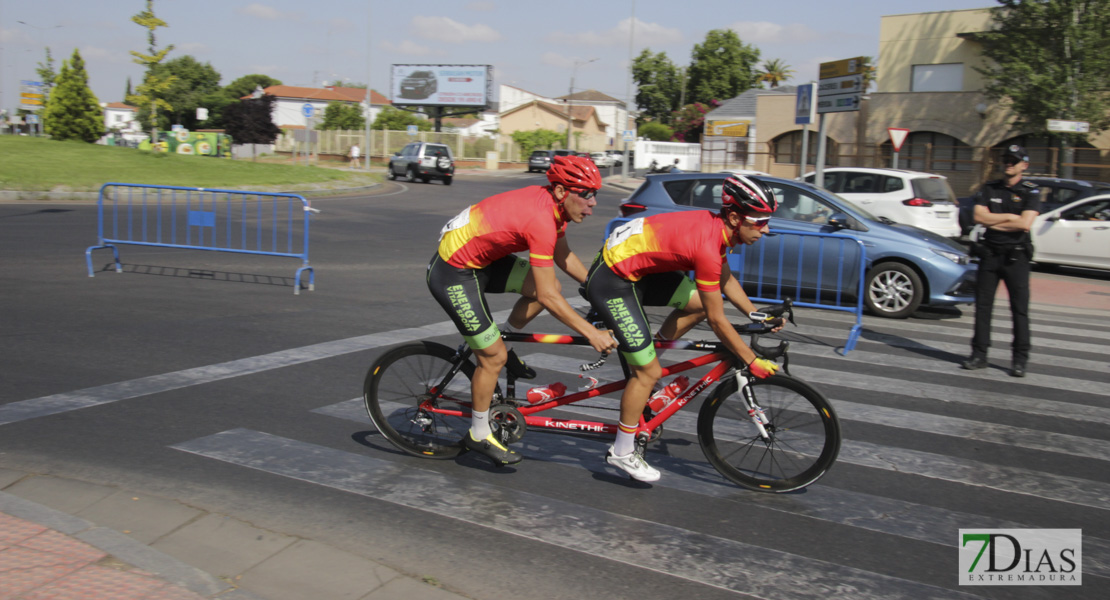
[2,171,1108,600]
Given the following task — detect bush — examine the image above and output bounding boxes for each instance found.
[639,121,674,141]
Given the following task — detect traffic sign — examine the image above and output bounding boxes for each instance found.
[816,93,860,114]
[26,114,40,125]
[301,103,314,118]
[816,75,863,98]
[1046,119,1090,133]
[622,129,635,143]
[795,84,815,125]
[818,57,865,80]
[816,57,865,115]
[888,128,910,152]
[407,125,418,136]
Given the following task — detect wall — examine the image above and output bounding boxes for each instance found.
[878,9,993,93]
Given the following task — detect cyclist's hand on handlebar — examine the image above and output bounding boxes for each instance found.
[747,357,779,379]
[747,311,786,333]
[587,329,618,354]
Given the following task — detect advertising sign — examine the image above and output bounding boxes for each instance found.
[391,64,492,108]
[704,120,750,138]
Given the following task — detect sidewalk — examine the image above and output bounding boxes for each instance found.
[0,469,468,600]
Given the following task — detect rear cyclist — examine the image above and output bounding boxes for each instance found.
[427,156,617,466]
[584,175,782,482]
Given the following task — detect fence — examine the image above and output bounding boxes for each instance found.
[604,219,866,354]
[85,183,317,294]
[273,129,527,163]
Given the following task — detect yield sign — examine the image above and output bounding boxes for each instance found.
[888,128,910,152]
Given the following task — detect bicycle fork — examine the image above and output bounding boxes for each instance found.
[736,372,772,441]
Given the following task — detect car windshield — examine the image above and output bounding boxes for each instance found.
[911,177,955,201]
[530,151,549,158]
[424,144,449,157]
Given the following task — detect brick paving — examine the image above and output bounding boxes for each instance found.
[0,512,206,600]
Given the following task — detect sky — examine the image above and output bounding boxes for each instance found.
[0,0,1002,115]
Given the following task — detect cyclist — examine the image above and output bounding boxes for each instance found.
[427,155,617,466]
[583,174,782,482]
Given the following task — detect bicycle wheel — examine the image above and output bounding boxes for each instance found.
[364,341,475,459]
[697,375,840,492]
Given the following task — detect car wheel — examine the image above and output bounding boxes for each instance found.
[443,176,453,186]
[386,164,396,180]
[420,175,430,183]
[864,262,923,319]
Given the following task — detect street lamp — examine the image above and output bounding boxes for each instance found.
[566,57,598,150]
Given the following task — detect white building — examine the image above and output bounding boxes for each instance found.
[100,102,146,145]
[257,85,391,128]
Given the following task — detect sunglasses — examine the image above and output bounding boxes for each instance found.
[570,188,597,200]
[742,215,771,227]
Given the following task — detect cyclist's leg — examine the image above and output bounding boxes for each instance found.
[643,272,700,342]
[483,255,539,377]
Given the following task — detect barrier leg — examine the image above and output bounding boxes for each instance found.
[294,265,315,295]
[85,244,121,277]
[841,323,863,355]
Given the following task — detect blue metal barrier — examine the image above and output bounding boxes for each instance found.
[728,230,866,353]
[603,219,866,353]
[85,183,317,294]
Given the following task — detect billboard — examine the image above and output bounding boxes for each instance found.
[390,64,492,108]
[704,120,750,138]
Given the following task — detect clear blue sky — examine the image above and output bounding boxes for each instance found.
[0,0,1000,114]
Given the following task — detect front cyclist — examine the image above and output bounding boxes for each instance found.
[427,155,616,466]
[584,175,782,482]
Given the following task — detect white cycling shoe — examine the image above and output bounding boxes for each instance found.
[606,447,661,482]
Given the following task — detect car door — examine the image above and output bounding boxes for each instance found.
[1034,198,1110,269]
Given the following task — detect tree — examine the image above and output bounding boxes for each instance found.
[510,129,564,155]
[223,94,282,160]
[758,59,794,89]
[858,56,877,91]
[638,121,674,141]
[127,0,176,140]
[671,102,715,144]
[43,50,102,143]
[222,74,283,101]
[975,0,1110,177]
[35,48,57,112]
[371,106,432,131]
[144,55,221,130]
[318,102,365,130]
[686,29,761,106]
[632,49,681,125]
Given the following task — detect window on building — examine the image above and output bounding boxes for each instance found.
[880,131,973,171]
[772,131,834,166]
[911,64,963,92]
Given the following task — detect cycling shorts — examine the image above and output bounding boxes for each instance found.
[582,253,696,366]
[427,252,531,350]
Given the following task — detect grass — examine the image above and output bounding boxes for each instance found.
[0,136,379,193]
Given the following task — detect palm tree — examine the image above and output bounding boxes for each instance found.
[859,56,877,92]
[758,59,795,88]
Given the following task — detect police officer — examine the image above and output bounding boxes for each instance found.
[962,144,1041,377]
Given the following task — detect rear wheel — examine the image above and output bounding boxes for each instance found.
[864,262,923,318]
[386,165,396,180]
[443,176,453,186]
[698,375,840,492]
[364,342,474,459]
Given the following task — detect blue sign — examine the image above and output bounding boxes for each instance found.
[302,103,315,118]
[622,129,635,143]
[26,114,40,125]
[407,125,418,136]
[795,84,815,125]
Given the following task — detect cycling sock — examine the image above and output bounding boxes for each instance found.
[471,409,492,440]
[613,421,637,456]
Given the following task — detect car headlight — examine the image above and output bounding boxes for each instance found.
[932,248,970,265]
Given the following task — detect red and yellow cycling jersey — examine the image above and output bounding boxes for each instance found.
[602,211,729,292]
[438,186,567,269]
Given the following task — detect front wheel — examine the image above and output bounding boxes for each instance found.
[364,341,475,459]
[698,375,840,492]
[864,262,923,319]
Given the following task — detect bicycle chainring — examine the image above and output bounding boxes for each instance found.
[489,404,526,445]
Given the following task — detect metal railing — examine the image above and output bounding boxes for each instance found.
[85,183,318,294]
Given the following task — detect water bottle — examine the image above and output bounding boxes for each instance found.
[527,382,567,404]
[648,375,689,412]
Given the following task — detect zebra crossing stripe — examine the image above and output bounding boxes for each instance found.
[311,398,1110,579]
[172,428,983,600]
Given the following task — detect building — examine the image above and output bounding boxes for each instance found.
[257,85,391,129]
[553,89,633,149]
[499,99,609,153]
[100,102,146,145]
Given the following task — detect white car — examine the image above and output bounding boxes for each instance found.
[590,152,615,168]
[1031,193,1110,270]
[804,167,961,238]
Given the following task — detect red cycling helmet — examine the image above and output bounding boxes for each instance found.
[721,175,777,214]
[547,155,603,191]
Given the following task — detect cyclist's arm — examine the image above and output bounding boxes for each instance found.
[700,288,758,365]
[720,265,758,315]
[532,265,614,352]
[553,237,589,284]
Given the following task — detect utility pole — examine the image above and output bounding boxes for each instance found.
[566,57,597,150]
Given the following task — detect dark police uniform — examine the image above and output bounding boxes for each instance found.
[968,155,1041,372]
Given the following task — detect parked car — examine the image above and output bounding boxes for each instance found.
[387,141,454,184]
[528,149,578,173]
[611,172,977,318]
[590,152,615,168]
[1030,193,1110,270]
[606,150,624,167]
[803,167,961,239]
[398,70,437,99]
[958,176,1110,236]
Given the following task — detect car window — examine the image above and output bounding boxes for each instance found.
[690,181,723,209]
[530,151,549,158]
[910,177,954,201]
[841,172,877,193]
[661,179,699,206]
[423,144,450,158]
[402,144,417,157]
[767,183,835,225]
[822,172,843,191]
[882,176,905,193]
[1061,199,1110,221]
[1053,187,1080,205]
